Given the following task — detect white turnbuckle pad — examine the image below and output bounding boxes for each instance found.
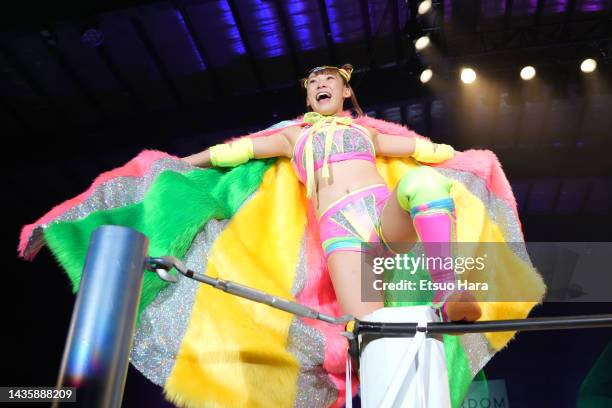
[358,306,451,408]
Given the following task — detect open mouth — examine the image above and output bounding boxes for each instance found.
[316,92,331,102]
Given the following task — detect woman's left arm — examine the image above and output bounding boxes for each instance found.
[367,127,455,163]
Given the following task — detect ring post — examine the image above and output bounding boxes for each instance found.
[54,225,149,408]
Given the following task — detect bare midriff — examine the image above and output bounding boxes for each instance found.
[312,159,387,217]
[284,125,386,216]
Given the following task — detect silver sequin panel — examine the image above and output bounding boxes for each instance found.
[288,319,338,408]
[291,238,308,298]
[436,166,533,376]
[290,237,338,407]
[305,128,374,164]
[436,167,532,265]
[130,219,229,386]
[460,333,496,377]
[24,157,193,258]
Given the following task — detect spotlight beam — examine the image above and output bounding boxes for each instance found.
[420,68,433,83]
[418,0,432,16]
[460,67,476,84]
[580,58,597,73]
[415,35,430,51]
[520,66,536,80]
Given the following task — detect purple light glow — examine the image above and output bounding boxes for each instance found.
[287,0,313,50]
[219,0,246,55]
[81,28,104,48]
[174,10,206,71]
[325,0,363,44]
[253,0,285,58]
[578,0,606,12]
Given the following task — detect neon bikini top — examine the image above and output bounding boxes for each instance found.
[291,113,376,197]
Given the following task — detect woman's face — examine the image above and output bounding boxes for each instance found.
[305,71,352,116]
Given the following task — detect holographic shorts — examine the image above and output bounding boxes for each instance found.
[318,184,392,257]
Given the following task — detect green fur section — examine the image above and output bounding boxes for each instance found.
[444,335,481,407]
[43,159,274,319]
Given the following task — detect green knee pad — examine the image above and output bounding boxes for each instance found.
[396,166,452,210]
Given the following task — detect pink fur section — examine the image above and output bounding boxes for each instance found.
[18,115,520,406]
[254,115,520,406]
[354,116,518,214]
[18,150,174,259]
[20,114,519,260]
[439,149,519,219]
[295,200,357,407]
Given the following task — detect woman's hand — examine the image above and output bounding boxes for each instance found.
[411,138,455,163]
[182,149,212,167]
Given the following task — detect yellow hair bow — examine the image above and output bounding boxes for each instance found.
[302,66,353,88]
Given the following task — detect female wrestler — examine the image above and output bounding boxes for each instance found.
[183,64,481,323]
[19,63,544,408]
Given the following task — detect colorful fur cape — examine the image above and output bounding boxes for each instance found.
[19,115,546,408]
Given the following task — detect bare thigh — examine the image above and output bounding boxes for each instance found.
[379,185,418,254]
[327,250,384,319]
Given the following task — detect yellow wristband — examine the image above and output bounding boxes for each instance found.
[411,138,454,163]
[209,138,254,167]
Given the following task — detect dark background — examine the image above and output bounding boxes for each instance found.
[2,0,611,407]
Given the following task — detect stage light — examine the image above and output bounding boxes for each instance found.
[418,0,432,15]
[520,66,536,80]
[580,58,597,73]
[420,69,433,83]
[81,28,104,48]
[460,68,476,84]
[414,36,430,51]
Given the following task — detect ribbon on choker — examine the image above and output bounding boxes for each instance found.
[302,112,353,198]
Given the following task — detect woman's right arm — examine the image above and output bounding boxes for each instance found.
[182,127,297,167]
[182,149,213,167]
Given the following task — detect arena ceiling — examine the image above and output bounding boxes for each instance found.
[1,0,611,221]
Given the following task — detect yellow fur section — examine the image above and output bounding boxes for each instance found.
[449,181,546,350]
[376,157,546,350]
[165,160,306,407]
[163,156,545,406]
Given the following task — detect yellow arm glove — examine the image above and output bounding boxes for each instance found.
[209,137,254,167]
[411,138,455,163]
